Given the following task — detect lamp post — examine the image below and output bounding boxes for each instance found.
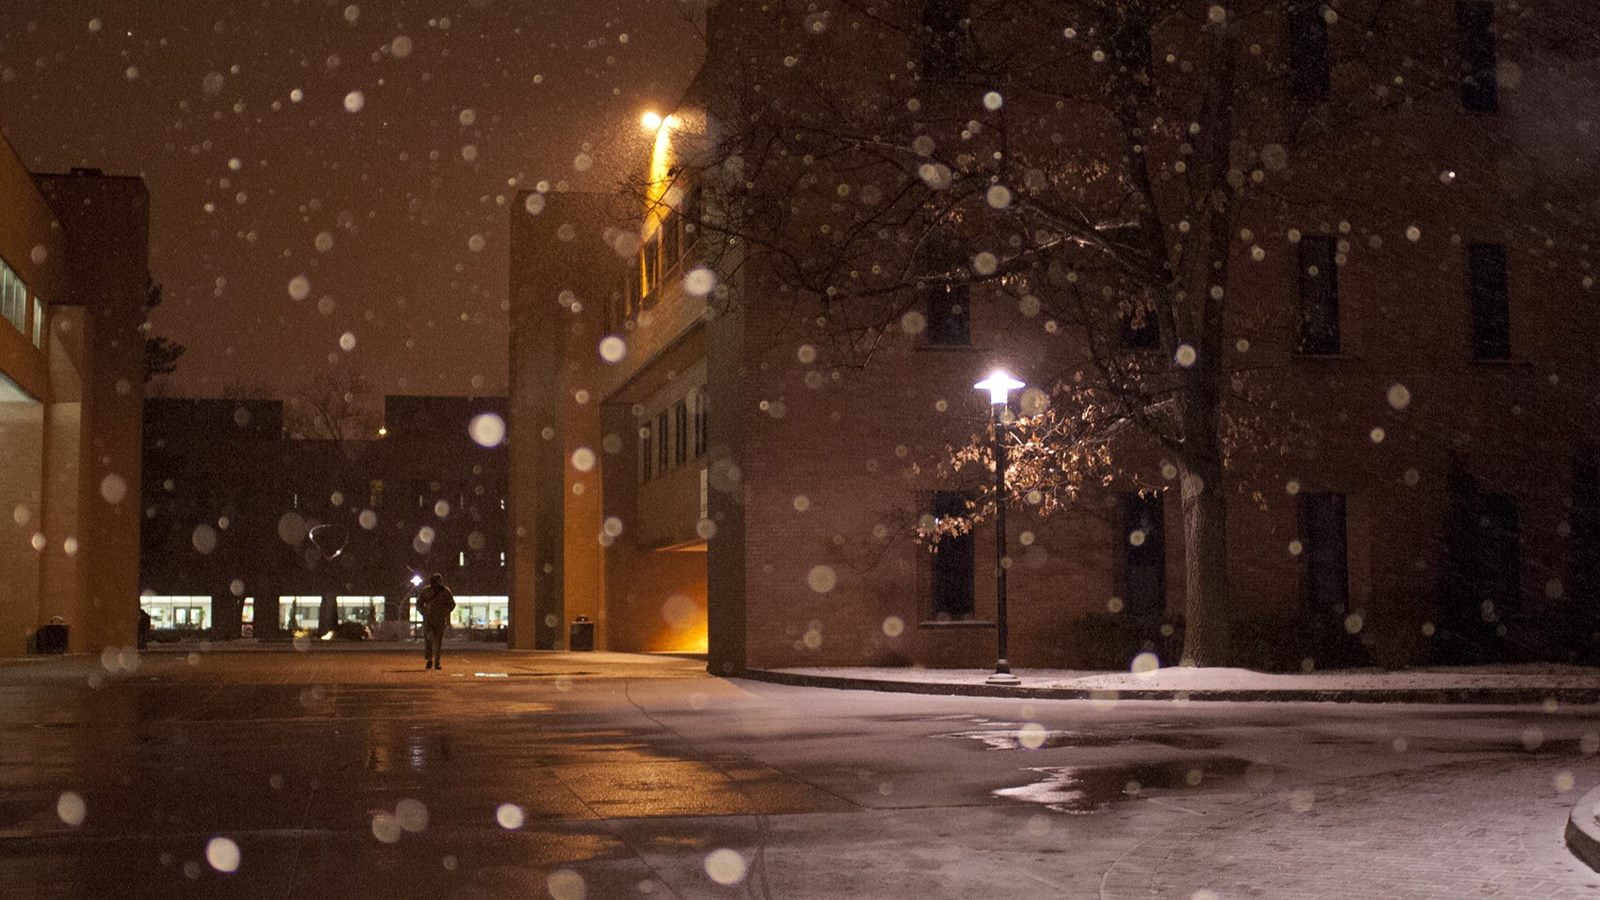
[975,371,1024,686]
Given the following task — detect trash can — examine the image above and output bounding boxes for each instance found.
[34,624,68,654]
[569,616,594,652]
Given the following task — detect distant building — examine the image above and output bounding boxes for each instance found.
[140,395,509,639]
[0,134,149,656]
[508,1,1600,672]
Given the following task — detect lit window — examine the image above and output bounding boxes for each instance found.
[0,257,26,333]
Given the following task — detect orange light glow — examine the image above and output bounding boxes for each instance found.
[649,590,708,653]
[641,111,662,130]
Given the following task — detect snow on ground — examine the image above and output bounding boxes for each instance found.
[766,663,1600,692]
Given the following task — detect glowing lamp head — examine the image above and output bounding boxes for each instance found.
[974,371,1025,405]
[641,111,662,130]
[410,574,423,587]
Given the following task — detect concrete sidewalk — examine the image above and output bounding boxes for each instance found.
[742,662,1600,704]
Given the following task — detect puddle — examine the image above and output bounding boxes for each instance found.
[995,757,1256,813]
[938,729,1123,750]
[936,726,1221,752]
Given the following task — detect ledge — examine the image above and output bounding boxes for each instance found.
[1292,353,1358,362]
[1566,783,1600,872]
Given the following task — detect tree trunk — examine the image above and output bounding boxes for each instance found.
[1178,16,1239,667]
[1180,456,1229,666]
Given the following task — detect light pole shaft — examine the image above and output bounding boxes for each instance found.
[993,403,1010,674]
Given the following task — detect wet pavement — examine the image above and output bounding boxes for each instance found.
[3,646,1600,898]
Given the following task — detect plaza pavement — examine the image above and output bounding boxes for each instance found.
[8,643,1600,897]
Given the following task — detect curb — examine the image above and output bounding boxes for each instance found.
[1567,785,1600,872]
[739,668,1600,705]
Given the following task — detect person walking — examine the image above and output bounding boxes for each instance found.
[417,573,456,670]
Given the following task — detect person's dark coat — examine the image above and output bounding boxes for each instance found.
[419,582,456,631]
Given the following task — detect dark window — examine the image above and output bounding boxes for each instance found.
[639,426,652,483]
[674,399,689,466]
[693,391,708,457]
[660,209,681,273]
[920,0,966,81]
[657,410,670,472]
[1121,492,1166,617]
[642,233,661,305]
[1287,0,1331,104]
[625,266,641,319]
[682,183,703,246]
[1457,1,1498,113]
[1477,493,1520,618]
[1106,1,1152,88]
[607,282,625,333]
[923,237,970,346]
[1301,493,1348,611]
[930,491,975,620]
[1467,242,1509,360]
[1573,454,1600,612]
[1104,226,1160,350]
[1121,301,1160,350]
[1296,235,1339,354]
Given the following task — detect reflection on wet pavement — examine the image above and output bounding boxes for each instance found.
[0,650,844,898]
[994,758,1255,813]
[936,722,1221,751]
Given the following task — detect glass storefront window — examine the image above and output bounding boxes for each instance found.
[452,596,509,629]
[280,596,321,630]
[141,595,212,630]
[336,596,382,624]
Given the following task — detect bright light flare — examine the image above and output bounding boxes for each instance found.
[641,111,662,130]
[974,371,1025,405]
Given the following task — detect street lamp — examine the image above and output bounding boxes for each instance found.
[974,370,1025,686]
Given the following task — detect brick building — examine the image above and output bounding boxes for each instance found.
[140,395,509,639]
[0,132,149,656]
[508,1,1600,673]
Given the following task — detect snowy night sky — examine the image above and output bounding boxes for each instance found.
[0,0,704,398]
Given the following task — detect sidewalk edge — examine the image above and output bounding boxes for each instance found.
[1567,785,1600,872]
[739,668,1600,704]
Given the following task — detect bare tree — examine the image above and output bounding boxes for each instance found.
[284,371,380,441]
[671,0,1526,665]
[141,274,186,385]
